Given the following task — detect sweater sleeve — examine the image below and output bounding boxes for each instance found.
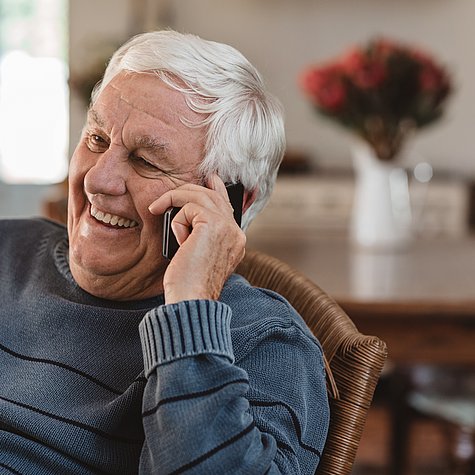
[138,299,329,475]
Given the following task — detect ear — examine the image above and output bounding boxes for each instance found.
[242,187,258,215]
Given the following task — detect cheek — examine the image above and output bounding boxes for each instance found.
[69,146,91,189]
[137,201,165,259]
[67,146,96,227]
[134,180,174,234]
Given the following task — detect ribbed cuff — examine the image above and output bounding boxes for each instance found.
[139,300,234,376]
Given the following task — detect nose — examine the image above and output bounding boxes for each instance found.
[84,147,128,197]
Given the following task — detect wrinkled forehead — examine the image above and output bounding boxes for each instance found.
[92,71,195,125]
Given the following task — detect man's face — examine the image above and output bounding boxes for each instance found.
[67,71,206,300]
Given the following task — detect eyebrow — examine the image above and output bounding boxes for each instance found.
[134,135,169,155]
[87,108,105,128]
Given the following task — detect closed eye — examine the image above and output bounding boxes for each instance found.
[129,154,159,170]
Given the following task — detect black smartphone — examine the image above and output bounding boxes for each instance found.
[162,182,244,260]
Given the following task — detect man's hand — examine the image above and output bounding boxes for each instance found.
[148,175,246,304]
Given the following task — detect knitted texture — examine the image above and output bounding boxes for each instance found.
[140,300,234,374]
[0,218,329,474]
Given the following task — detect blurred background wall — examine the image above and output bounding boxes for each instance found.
[1,0,473,216]
[70,0,474,177]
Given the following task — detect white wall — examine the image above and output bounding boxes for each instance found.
[69,0,132,155]
[69,0,475,177]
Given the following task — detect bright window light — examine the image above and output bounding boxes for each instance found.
[0,0,68,184]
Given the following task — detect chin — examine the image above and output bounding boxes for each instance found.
[69,239,131,276]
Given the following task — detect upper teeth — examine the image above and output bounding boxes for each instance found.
[90,205,138,228]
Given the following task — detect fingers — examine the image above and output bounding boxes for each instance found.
[171,218,191,246]
[158,175,246,303]
[164,210,247,303]
[170,203,203,246]
[148,174,233,217]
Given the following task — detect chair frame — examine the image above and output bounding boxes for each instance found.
[237,249,388,475]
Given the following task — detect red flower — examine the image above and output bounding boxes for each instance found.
[299,36,452,160]
[411,48,436,67]
[300,64,347,111]
[372,38,401,58]
[342,49,386,89]
[419,66,443,92]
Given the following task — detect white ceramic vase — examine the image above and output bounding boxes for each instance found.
[350,142,412,250]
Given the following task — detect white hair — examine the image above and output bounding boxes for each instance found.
[91,30,285,230]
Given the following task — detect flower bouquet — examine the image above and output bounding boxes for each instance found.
[299,37,452,161]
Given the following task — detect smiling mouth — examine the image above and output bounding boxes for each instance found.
[90,205,138,228]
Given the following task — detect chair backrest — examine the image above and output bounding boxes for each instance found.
[236,249,388,475]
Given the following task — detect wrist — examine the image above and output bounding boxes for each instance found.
[139,300,234,375]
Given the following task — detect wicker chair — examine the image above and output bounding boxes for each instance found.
[237,249,388,475]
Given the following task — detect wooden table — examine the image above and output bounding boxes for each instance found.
[247,231,475,473]
[246,231,475,365]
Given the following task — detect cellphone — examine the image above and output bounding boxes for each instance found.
[162,182,244,260]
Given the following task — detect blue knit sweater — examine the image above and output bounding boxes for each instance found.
[0,218,329,474]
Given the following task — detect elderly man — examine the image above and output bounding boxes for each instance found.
[0,31,329,474]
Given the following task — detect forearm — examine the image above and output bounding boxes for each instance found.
[138,300,326,474]
[138,301,282,474]
[140,358,283,474]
